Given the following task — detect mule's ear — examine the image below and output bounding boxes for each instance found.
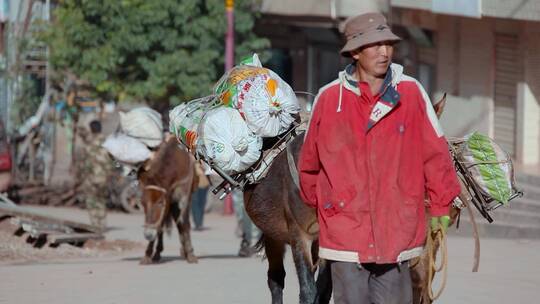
[433,93,447,119]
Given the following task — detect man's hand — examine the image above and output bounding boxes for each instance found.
[430,215,450,233]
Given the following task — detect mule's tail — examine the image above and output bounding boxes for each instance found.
[254,234,267,259]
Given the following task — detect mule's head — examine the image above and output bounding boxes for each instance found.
[141,185,168,241]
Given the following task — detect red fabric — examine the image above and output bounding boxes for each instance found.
[299,78,460,263]
[0,152,11,172]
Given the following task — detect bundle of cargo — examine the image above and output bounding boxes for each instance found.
[197,107,262,173]
[103,107,164,165]
[214,54,300,137]
[119,107,163,148]
[170,98,262,174]
[170,54,300,175]
[450,131,523,222]
[169,95,217,150]
[102,133,152,164]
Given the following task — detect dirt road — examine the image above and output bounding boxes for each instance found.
[1,206,539,303]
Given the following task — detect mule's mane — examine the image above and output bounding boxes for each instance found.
[141,137,189,187]
[147,138,177,176]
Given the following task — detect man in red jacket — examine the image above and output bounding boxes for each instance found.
[298,12,461,304]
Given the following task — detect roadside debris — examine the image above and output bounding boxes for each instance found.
[0,194,102,249]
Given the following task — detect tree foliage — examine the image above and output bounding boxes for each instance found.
[44,0,269,105]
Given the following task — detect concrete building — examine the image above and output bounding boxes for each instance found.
[391,0,540,166]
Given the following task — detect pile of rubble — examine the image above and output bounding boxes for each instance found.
[0,196,144,263]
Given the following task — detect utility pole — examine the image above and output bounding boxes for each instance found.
[225,0,234,71]
[222,0,235,215]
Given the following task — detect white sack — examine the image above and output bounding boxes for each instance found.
[197,107,262,173]
[169,97,213,149]
[119,107,163,147]
[102,133,151,164]
[238,70,299,137]
[215,54,300,137]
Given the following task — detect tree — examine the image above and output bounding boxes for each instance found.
[43,0,269,105]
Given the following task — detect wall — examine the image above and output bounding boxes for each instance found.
[483,0,540,21]
[392,0,540,21]
[516,23,540,164]
[436,16,494,137]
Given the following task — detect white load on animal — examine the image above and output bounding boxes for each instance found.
[119,107,163,147]
[102,133,152,164]
[196,107,262,173]
[215,54,300,137]
[169,96,216,150]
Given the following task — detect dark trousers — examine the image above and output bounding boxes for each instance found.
[191,187,209,229]
[331,261,412,304]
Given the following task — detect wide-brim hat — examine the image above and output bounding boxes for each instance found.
[340,12,401,57]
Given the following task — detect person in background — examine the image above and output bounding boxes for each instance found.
[232,188,261,257]
[191,160,211,231]
[79,120,114,231]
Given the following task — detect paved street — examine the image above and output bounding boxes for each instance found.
[1,206,539,304]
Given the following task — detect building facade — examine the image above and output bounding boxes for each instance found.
[257,0,540,166]
[391,0,540,165]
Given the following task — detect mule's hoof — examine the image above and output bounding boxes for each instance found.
[238,240,256,257]
[186,254,198,264]
[151,255,161,263]
[139,256,153,265]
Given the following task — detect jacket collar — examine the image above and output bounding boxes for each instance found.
[339,62,403,131]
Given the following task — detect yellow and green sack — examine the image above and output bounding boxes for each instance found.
[460,132,514,204]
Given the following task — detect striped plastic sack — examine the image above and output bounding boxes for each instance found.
[459,132,514,204]
[215,54,300,137]
[169,96,218,149]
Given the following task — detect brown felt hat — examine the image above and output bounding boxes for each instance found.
[340,12,401,57]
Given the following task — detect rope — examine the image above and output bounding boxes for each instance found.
[144,185,167,193]
[426,223,448,302]
[286,143,300,190]
[464,193,481,272]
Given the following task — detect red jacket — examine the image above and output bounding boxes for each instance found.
[299,63,461,264]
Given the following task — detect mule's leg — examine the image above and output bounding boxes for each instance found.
[172,190,198,263]
[151,231,164,262]
[290,235,317,304]
[314,252,333,304]
[264,236,287,304]
[310,241,333,303]
[140,240,155,265]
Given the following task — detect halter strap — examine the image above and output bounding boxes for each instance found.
[144,185,167,194]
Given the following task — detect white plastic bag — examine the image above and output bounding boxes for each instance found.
[197,107,262,173]
[239,70,299,137]
[119,107,163,147]
[169,96,216,149]
[102,133,151,164]
[215,54,300,137]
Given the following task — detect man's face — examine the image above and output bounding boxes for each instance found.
[351,41,395,78]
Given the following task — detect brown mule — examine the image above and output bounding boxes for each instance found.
[244,94,458,304]
[138,137,199,264]
[244,133,332,304]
